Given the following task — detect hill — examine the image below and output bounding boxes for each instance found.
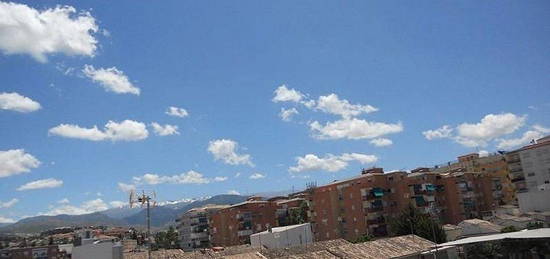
[0,194,248,233]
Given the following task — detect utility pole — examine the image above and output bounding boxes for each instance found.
[130,190,157,259]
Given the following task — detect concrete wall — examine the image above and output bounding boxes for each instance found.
[250,223,313,249]
[518,190,550,212]
[72,242,122,259]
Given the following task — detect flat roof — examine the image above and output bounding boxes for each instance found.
[437,228,550,247]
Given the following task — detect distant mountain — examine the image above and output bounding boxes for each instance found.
[0,194,248,234]
[0,213,127,234]
[124,194,247,227]
[0,223,12,228]
[100,206,142,219]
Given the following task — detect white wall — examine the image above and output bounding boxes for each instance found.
[250,223,313,249]
[518,190,550,212]
[72,242,122,259]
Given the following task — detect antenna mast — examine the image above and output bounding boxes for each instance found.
[129,190,157,259]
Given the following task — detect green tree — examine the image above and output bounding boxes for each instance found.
[389,205,446,244]
[352,233,373,243]
[501,225,517,233]
[526,222,544,230]
[166,226,179,249]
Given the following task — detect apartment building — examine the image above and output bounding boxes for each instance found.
[176,205,228,251]
[306,168,499,242]
[209,198,279,246]
[506,136,550,212]
[433,152,515,205]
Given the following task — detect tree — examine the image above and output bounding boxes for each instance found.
[501,225,517,233]
[352,233,373,243]
[526,222,544,230]
[48,236,54,245]
[389,205,446,244]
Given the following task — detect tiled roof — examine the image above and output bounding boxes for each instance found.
[327,235,434,259]
[259,239,350,258]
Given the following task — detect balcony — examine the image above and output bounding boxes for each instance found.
[363,188,385,200]
[367,216,385,225]
[511,176,525,183]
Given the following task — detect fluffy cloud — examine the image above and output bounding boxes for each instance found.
[289,153,378,173]
[17,178,63,191]
[207,139,253,166]
[0,2,99,62]
[49,120,149,141]
[46,198,108,216]
[57,198,70,204]
[279,108,299,122]
[0,149,41,178]
[425,113,527,147]
[227,190,240,195]
[109,201,126,208]
[166,106,189,118]
[133,171,210,185]
[117,182,135,193]
[0,216,15,224]
[316,94,377,118]
[496,125,550,150]
[249,173,266,180]
[310,118,403,140]
[422,125,453,140]
[82,65,140,95]
[0,92,41,113]
[369,138,393,147]
[150,122,179,136]
[213,176,228,182]
[272,85,303,103]
[0,198,18,208]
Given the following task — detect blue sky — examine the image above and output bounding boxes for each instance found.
[0,0,549,222]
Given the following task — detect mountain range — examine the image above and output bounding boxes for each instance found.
[0,194,248,234]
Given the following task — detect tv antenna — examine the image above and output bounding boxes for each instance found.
[129,190,157,259]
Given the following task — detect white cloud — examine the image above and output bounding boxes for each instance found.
[496,125,550,150]
[227,190,240,195]
[279,108,299,122]
[58,198,70,204]
[272,85,303,103]
[207,139,253,166]
[369,138,393,147]
[213,176,228,182]
[422,125,453,140]
[0,92,41,113]
[49,120,149,141]
[0,198,18,208]
[117,182,135,193]
[0,2,98,62]
[425,113,528,148]
[82,65,140,95]
[478,150,489,157]
[0,149,41,178]
[249,173,266,180]
[289,153,378,173]
[166,106,189,118]
[109,201,126,208]
[150,122,179,136]
[46,198,108,216]
[310,118,403,140]
[316,93,377,118]
[17,178,63,191]
[133,171,210,185]
[455,113,526,147]
[234,172,241,178]
[0,216,15,223]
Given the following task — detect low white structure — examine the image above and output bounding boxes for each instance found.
[72,240,123,259]
[518,190,550,213]
[489,213,536,229]
[457,219,502,237]
[250,223,313,249]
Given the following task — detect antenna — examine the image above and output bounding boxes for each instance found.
[128,190,157,259]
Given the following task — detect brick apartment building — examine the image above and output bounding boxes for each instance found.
[305,168,500,242]
[209,198,279,246]
[176,204,228,251]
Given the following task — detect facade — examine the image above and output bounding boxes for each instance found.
[306,168,499,242]
[176,204,228,251]
[72,241,123,259]
[0,245,59,259]
[250,223,313,249]
[210,199,279,246]
[506,136,550,212]
[433,152,516,205]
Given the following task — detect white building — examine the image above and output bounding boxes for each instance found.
[176,204,228,251]
[250,223,313,249]
[72,240,123,259]
[507,136,550,212]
